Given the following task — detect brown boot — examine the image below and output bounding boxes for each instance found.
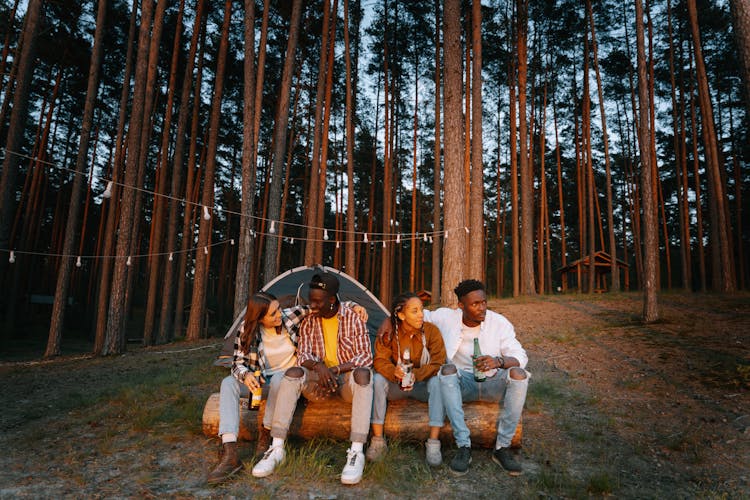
[207,442,243,484]
[255,427,271,458]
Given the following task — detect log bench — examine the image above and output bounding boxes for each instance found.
[202,393,522,449]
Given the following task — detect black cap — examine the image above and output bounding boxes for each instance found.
[309,272,339,295]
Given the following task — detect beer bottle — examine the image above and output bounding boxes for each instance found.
[249,370,263,410]
[400,347,414,391]
[473,338,486,382]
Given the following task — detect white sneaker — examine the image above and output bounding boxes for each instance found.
[425,438,442,467]
[251,446,285,478]
[340,448,365,485]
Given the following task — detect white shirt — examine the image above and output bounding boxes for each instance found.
[423,307,528,376]
[453,324,480,371]
[260,326,297,377]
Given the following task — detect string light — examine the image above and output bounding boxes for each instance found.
[363,233,368,243]
[464,227,470,234]
[423,233,428,242]
[169,252,173,261]
[126,256,132,266]
[382,241,386,248]
[203,206,211,220]
[396,234,401,244]
[429,236,433,243]
[203,246,208,255]
[324,229,329,240]
[102,181,113,199]
[9,251,15,263]
[76,256,82,267]
[336,241,340,249]
[269,221,276,234]
[230,239,234,245]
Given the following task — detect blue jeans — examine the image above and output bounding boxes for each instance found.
[437,367,529,448]
[371,373,443,428]
[217,374,284,437]
[270,367,373,443]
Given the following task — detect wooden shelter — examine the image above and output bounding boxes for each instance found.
[558,251,629,293]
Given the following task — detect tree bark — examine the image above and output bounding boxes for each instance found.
[730,0,750,111]
[635,0,659,322]
[441,0,465,306]
[46,0,108,357]
[186,0,233,341]
[0,0,43,285]
[262,0,303,283]
[468,0,484,281]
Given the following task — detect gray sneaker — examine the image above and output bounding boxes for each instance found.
[365,436,387,462]
[449,446,471,475]
[425,438,442,466]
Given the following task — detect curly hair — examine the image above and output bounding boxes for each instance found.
[453,279,485,300]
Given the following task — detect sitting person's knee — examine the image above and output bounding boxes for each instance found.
[509,367,526,380]
[440,363,457,376]
[285,366,304,378]
[353,367,370,385]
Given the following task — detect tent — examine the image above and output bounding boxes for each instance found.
[214,265,389,366]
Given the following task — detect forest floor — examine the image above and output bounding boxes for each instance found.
[0,291,748,498]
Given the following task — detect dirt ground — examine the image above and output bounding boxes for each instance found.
[0,292,748,498]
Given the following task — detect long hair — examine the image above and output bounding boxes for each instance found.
[381,292,421,347]
[239,292,277,352]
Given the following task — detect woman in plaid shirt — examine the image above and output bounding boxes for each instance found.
[207,292,308,484]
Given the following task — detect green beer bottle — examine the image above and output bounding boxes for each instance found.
[473,338,486,382]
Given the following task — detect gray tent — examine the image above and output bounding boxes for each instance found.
[214,265,389,366]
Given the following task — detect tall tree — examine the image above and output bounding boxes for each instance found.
[46,0,108,357]
[262,0,303,283]
[234,0,258,316]
[731,0,750,110]
[441,0,465,305]
[634,0,658,322]
[104,0,157,354]
[686,0,736,292]
[186,0,233,341]
[0,0,43,286]
[468,0,484,281]
[517,0,535,295]
[431,0,442,304]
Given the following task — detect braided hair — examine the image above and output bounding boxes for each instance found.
[381,292,422,347]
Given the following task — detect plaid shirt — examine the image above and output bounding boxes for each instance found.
[231,306,310,383]
[297,304,373,368]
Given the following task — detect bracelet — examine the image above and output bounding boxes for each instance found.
[334,366,340,375]
[496,356,505,369]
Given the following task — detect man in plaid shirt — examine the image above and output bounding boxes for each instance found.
[252,270,373,485]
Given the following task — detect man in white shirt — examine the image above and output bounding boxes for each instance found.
[423,279,529,476]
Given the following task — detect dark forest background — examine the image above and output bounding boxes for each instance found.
[0,0,747,356]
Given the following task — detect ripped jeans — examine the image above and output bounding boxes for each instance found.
[436,367,529,449]
[269,367,373,443]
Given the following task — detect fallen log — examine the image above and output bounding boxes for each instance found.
[202,393,522,449]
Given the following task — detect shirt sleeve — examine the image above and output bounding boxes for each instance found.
[230,322,256,382]
[341,307,373,367]
[373,334,397,382]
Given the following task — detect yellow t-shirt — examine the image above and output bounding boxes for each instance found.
[321,315,339,367]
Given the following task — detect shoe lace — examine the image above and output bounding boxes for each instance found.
[346,449,358,466]
[262,447,278,461]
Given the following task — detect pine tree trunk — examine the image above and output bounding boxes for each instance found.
[441,0,465,306]
[186,0,233,341]
[468,0,484,281]
[635,0,659,322]
[46,0,108,357]
[686,0,736,292]
[431,0,442,304]
[160,0,206,340]
[262,0,303,283]
[144,0,185,345]
[0,0,43,286]
[517,0,535,295]
[730,0,750,110]
[344,0,357,279]
[104,0,156,354]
